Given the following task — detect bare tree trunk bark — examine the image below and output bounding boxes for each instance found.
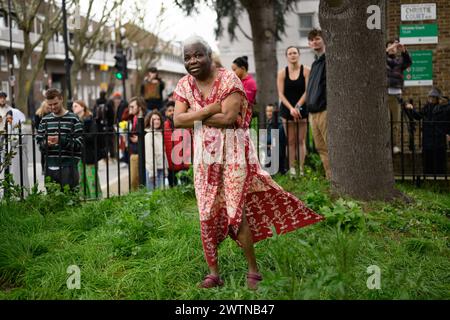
[16,39,33,114]
[319,0,400,201]
[242,0,278,128]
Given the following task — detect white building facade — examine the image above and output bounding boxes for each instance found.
[218,0,320,75]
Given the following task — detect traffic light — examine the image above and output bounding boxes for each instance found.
[114,50,127,80]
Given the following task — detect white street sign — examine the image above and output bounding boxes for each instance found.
[401,3,437,21]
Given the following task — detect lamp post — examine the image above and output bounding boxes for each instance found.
[119,26,127,101]
[61,0,73,110]
[7,0,15,108]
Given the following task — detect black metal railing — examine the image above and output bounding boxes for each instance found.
[1,111,448,201]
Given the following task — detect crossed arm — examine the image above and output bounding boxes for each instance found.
[173,93,242,129]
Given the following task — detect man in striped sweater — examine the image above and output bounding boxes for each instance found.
[36,88,83,191]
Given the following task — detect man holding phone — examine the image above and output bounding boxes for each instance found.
[386,39,412,154]
[36,88,83,191]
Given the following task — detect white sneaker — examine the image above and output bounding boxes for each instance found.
[393,146,401,154]
[289,167,296,176]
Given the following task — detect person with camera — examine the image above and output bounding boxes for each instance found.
[386,39,412,154]
[277,46,310,176]
[141,67,165,112]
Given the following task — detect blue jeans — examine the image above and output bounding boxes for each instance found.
[146,169,165,191]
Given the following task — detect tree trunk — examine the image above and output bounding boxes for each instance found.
[319,0,399,201]
[16,35,33,115]
[242,0,278,128]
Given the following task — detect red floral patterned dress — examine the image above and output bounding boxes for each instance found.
[174,68,324,266]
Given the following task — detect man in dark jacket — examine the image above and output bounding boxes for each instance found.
[405,88,450,175]
[305,29,330,179]
[92,91,115,160]
[386,39,412,154]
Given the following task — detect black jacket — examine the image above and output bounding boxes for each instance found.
[386,51,412,89]
[81,115,106,164]
[306,54,327,113]
[93,97,115,130]
[405,102,450,149]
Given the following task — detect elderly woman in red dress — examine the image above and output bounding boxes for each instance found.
[173,36,323,290]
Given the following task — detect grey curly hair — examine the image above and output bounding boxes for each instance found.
[182,35,212,57]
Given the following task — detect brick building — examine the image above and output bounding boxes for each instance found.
[387,1,449,176]
[387,0,449,102]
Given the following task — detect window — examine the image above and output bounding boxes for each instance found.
[10,14,19,30]
[1,82,9,99]
[298,14,314,38]
[0,10,7,28]
[13,53,20,69]
[35,16,44,34]
[69,32,75,45]
[87,65,95,81]
[0,51,8,72]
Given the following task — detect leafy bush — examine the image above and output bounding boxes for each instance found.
[23,179,82,214]
[320,199,366,232]
[304,190,331,212]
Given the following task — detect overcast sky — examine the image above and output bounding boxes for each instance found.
[80,0,219,51]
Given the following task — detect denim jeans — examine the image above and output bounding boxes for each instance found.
[146,169,165,191]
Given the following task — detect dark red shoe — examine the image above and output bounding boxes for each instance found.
[247,272,263,290]
[198,274,224,289]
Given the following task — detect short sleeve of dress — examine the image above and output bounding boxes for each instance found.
[218,70,247,103]
[173,76,189,105]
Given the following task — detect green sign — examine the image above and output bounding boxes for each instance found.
[404,50,433,87]
[400,24,438,44]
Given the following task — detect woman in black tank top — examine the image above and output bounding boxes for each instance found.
[277,46,310,176]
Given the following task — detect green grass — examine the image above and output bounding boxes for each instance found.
[0,169,449,300]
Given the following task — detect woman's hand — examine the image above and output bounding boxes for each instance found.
[207,102,222,116]
[290,107,301,121]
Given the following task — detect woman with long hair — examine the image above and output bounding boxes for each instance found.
[128,96,147,191]
[144,110,167,191]
[277,46,310,176]
[72,100,102,199]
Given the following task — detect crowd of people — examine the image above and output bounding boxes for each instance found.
[1,28,449,200]
[1,28,449,292]
[29,84,192,197]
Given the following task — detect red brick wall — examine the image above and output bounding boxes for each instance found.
[387,0,450,104]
